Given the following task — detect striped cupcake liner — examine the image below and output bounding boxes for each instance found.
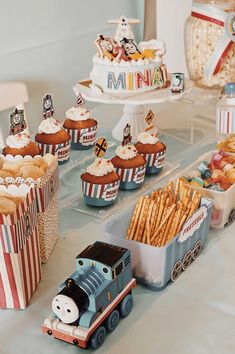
[141,149,166,175]
[115,165,146,190]
[65,125,97,150]
[36,140,71,164]
[82,180,120,207]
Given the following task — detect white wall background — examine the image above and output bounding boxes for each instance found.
[0,0,144,135]
[0,0,192,139]
[157,0,191,74]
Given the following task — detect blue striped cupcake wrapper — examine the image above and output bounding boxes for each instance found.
[36,140,71,164]
[65,125,97,150]
[116,165,146,190]
[82,180,120,206]
[142,150,166,174]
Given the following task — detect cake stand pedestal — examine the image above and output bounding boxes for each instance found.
[74,79,193,141]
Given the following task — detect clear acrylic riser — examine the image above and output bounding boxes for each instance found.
[59,136,179,219]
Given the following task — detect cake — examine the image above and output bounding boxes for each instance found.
[35,117,71,164]
[64,106,97,150]
[81,158,120,206]
[111,144,146,189]
[135,131,166,174]
[3,132,40,157]
[90,16,168,94]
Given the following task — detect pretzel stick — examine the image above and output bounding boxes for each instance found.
[152,204,176,242]
[146,200,155,245]
[136,197,150,242]
[127,197,144,240]
[160,205,176,246]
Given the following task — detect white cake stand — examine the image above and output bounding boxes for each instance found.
[74,79,193,141]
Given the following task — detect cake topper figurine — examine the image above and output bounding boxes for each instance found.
[95,34,115,60]
[108,16,139,43]
[43,94,54,118]
[170,73,184,94]
[95,137,108,157]
[144,110,155,132]
[9,108,27,135]
[74,92,85,107]
[122,123,132,146]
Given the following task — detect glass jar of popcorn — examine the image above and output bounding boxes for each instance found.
[185,0,235,88]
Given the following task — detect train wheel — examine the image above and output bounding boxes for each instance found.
[105,309,120,332]
[182,250,192,270]
[90,326,106,349]
[119,293,133,318]
[171,261,182,282]
[192,240,203,260]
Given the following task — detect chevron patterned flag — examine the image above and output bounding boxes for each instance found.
[75,93,85,107]
[0,188,41,309]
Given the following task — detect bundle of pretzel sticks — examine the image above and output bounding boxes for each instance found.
[126,178,202,247]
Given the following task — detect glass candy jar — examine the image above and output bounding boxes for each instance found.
[185,0,235,88]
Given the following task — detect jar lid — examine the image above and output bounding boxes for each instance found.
[225,82,235,95]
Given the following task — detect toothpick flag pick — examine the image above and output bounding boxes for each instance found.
[122,123,132,146]
[75,92,85,107]
[144,109,155,132]
[9,108,27,135]
[43,94,54,118]
[95,138,108,157]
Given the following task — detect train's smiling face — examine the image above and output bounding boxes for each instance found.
[52,294,79,324]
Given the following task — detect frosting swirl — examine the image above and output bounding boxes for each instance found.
[115,144,138,160]
[86,158,115,176]
[6,132,30,148]
[137,131,159,145]
[38,117,62,134]
[66,107,92,121]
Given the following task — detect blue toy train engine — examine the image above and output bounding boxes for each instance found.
[52,241,133,329]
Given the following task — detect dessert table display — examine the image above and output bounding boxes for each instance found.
[1,98,235,353]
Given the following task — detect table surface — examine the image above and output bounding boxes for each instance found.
[1,93,235,354]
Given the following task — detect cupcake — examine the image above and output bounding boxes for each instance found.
[35,117,71,164]
[63,106,97,150]
[3,132,40,157]
[81,158,120,206]
[111,144,146,190]
[135,131,166,174]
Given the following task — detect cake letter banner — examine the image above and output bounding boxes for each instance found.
[9,109,27,135]
[144,110,155,132]
[43,94,54,119]
[74,92,85,107]
[95,138,108,157]
[122,124,132,146]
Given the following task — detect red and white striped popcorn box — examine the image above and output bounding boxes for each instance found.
[0,154,59,213]
[0,185,41,309]
[34,156,59,213]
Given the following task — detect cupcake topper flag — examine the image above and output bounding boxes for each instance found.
[9,108,27,135]
[144,109,155,132]
[43,94,54,119]
[74,92,85,107]
[122,123,132,146]
[95,137,108,158]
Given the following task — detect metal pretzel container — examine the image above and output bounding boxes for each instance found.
[105,197,212,290]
